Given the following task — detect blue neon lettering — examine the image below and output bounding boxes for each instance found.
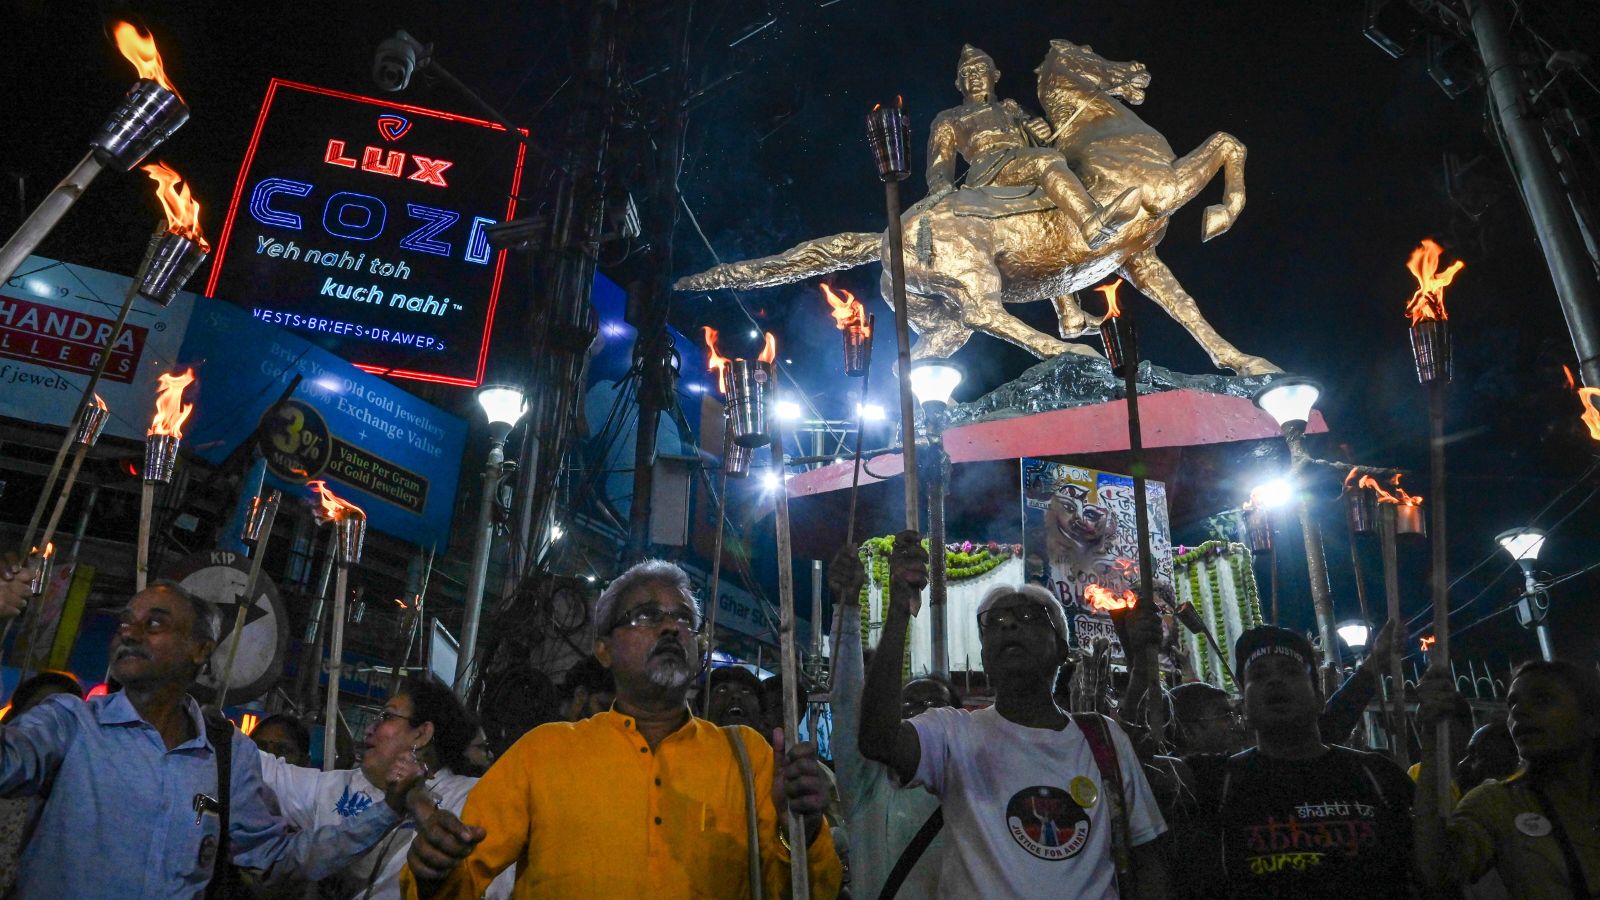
[400,204,458,257]
[322,192,386,241]
[249,178,313,230]
[464,216,495,265]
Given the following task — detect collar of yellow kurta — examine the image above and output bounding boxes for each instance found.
[591,706,714,745]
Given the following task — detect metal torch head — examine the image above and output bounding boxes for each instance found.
[243,489,282,543]
[89,80,190,172]
[1172,601,1208,636]
[135,226,209,305]
[1394,502,1427,538]
[842,327,869,378]
[1408,319,1452,386]
[724,440,753,478]
[27,545,55,596]
[727,359,771,448]
[1243,506,1273,552]
[335,512,367,566]
[1099,318,1133,377]
[1345,486,1378,536]
[143,432,180,484]
[74,399,111,447]
[865,103,912,182]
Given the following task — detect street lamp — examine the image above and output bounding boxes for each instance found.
[1336,620,1371,658]
[1496,527,1553,660]
[456,383,528,694]
[909,359,963,677]
[1253,377,1341,675]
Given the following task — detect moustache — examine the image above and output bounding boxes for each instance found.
[114,644,149,661]
[650,639,688,661]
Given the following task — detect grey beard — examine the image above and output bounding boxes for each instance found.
[646,655,693,690]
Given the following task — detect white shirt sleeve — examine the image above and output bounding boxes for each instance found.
[907,705,966,795]
[253,747,327,831]
[1108,722,1167,845]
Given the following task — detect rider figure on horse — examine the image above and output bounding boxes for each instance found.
[926,45,1142,254]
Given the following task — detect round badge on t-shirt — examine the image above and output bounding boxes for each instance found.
[1514,812,1553,838]
[1004,785,1092,860]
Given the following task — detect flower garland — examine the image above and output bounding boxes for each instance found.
[1172,540,1264,690]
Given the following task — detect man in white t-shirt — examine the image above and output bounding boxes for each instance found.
[859,531,1170,898]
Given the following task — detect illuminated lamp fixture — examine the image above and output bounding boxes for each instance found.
[1497,526,1553,660]
[458,382,528,694]
[1336,621,1371,656]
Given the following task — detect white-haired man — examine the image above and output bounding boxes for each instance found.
[402,559,841,898]
[859,532,1169,898]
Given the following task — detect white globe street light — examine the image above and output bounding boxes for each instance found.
[1253,376,1322,430]
[458,382,529,694]
[908,360,964,410]
[1497,526,1553,660]
[1249,478,1295,510]
[1495,527,1546,566]
[476,384,529,444]
[1336,621,1370,655]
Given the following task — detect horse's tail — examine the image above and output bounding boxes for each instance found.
[673,231,881,292]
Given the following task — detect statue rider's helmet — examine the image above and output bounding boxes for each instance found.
[956,45,999,99]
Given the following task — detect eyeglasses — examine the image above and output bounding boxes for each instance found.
[977,604,1049,630]
[375,710,420,726]
[902,696,951,718]
[610,603,698,634]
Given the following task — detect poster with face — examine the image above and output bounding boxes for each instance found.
[1020,459,1175,658]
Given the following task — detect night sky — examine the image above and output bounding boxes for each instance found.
[8,0,1599,674]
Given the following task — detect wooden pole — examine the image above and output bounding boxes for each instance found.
[844,315,876,549]
[135,482,157,593]
[882,180,919,532]
[323,561,350,771]
[701,411,733,719]
[1378,505,1410,768]
[767,368,810,899]
[1428,383,1452,810]
[1117,318,1165,741]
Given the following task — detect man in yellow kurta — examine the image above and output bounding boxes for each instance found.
[401,560,841,898]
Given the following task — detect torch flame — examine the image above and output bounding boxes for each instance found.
[1404,238,1464,325]
[148,369,195,438]
[140,162,210,251]
[821,284,870,335]
[1094,279,1124,319]
[92,393,108,413]
[307,480,365,524]
[1343,467,1360,491]
[113,22,183,102]
[1085,583,1137,612]
[758,332,778,365]
[1562,365,1600,441]
[1356,473,1422,507]
[1419,635,1436,653]
[703,326,730,394]
[30,543,54,562]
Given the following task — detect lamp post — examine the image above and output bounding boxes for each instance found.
[455,384,528,695]
[1496,527,1552,660]
[908,359,963,678]
[1253,377,1341,678]
[1336,620,1371,661]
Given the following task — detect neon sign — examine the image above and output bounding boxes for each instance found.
[205,79,526,387]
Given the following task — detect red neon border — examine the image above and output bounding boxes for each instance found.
[204,78,527,388]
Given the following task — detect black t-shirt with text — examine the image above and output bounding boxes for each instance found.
[1185,746,1416,899]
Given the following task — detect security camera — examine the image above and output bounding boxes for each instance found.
[373,31,430,93]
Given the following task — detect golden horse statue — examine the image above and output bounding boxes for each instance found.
[675,40,1282,376]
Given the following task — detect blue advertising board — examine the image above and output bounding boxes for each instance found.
[176,296,466,546]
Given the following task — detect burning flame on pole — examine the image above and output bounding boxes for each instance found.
[758,331,778,365]
[308,480,365,527]
[113,21,184,101]
[140,162,209,251]
[702,326,730,394]
[308,479,366,771]
[148,368,195,439]
[1563,365,1600,440]
[822,284,870,335]
[1419,635,1436,653]
[1095,278,1125,319]
[1085,583,1138,612]
[1404,239,1464,325]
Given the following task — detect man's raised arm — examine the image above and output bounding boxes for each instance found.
[857,530,928,785]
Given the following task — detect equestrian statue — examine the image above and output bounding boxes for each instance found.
[675,40,1281,376]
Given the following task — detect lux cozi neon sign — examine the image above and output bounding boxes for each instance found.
[244,132,484,263]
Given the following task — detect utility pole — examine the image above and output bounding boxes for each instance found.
[626,0,693,562]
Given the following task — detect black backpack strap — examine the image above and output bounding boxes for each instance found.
[877,806,943,900]
[1528,781,1594,900]
[202,710,236,899]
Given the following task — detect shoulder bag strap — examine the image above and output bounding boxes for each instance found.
[203,710,235,900]
[1528,781,1594,900]
[877,806,944,900]
[723,726,763,900]
[1073,713,1134,896]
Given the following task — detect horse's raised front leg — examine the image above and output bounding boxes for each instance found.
[886,272,974,360]
[1051,292,1105,341]
[1119,249,1281,375]
[1166,132,1247,242]
[950,270,1097,360]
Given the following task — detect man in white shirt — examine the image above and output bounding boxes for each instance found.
[255,677,512,899]
[859,531,1170,898]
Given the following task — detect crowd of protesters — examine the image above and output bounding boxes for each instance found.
[1,534,1597,898]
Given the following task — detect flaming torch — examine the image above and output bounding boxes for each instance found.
[1087,578,1166,737]
[698,327,736,717]
[763,349,809,899]
[865,97,921,538]
[0,21,190,287]
[135,369,194,592]
[20,161,210,555]
[1563,365,1600,441]
[1095,279,1130,375]
[1365,471,1423,768]
[823,284,873,377]
[727,332,774,450]
[215,489,281,708]
[1404,237,1461,811]
[309,480,366,771]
